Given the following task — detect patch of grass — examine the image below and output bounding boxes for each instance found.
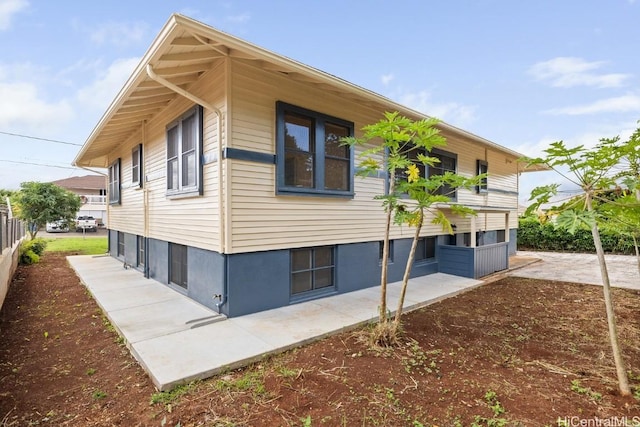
[44,237,107,255]
[86,368,96,376]
[150,382,198,405]
[570,379,602,401]
[470,390,508,427]
[215,370,266,396]
[278,366,302,380]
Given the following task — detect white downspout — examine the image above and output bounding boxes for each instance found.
[145,64,225,255]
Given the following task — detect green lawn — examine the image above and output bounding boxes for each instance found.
[44,237,108,255]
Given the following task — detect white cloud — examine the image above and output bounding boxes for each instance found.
[381,73,394,86]
[89,21,148,47]
[529,57,630,88]
[544,94,640,115]
[398,90,477,127]
[76,57,139,110]
[0,71,74,131]
[0,0,28,30]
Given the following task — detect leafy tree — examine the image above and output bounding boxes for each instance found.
[606,124,640,273]
[600,194,640,274]
[14,182,81,239]
[524,138,632,396]
[0,189,16,208]
[344,112,480,344]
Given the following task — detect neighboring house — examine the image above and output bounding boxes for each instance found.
[51,175,107,225]
[73,14,542,317]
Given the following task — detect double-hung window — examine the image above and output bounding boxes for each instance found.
[276,102,354,197]
[108,158,121,205]
[393,147,457,199]
[132,144,143,188]
[428,149,457,198]
[166,106,203,196]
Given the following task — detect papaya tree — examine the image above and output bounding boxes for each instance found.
[524,138,632,396]
[391,163,478,329]
[343,112,480,344]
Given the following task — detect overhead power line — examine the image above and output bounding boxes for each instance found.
[0,130,82,146]
[0,159,77,170]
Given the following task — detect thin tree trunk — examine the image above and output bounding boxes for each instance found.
[587,193,631,396]
[635,187,640,277]
[393,209,423,327]
[633,235,640,277]
[379,174,395,324]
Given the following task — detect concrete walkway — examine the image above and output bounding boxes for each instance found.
[68,255,483,391]
[513,251,639,290]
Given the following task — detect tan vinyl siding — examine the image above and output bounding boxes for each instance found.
[106,61,225,251]
[226,60,520,253]
[106,56,520,254]
[106,132,144,235]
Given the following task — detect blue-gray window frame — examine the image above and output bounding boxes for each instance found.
[137,235,145,267]
[108,158,121,205]
[476,159,488,193]
[379,240,394,264]
[275,101,355,198]
[290,246,336,298]
[166,105,204,197]
[117,231,125,257]
[389,147,458,201]
[169,242,188,289]
[428,148,458,200]
[414,236,437,263]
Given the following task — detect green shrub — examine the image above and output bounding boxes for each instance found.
[517,216,634,254]
[19,238,47,265]
[19,249,40,265]
[27,238,47,256]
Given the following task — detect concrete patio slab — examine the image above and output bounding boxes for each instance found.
[512,251,639,290]
[68,254,484,391]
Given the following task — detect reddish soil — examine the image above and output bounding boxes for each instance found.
[1,252,639,426]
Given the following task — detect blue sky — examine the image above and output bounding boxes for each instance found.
[1,0,639,203]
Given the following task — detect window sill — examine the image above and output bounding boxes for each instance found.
[414,258,436,265]
[277,187,354,199]
[290,287,337,304]
[166,190,202,200]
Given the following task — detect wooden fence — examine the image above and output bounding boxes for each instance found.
[1,210,25,252]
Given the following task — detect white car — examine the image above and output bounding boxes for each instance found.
[46,220,69,233]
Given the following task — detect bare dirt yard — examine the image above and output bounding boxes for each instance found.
[1,252,639,426]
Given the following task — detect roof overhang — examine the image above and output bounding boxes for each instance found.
[74,13,542,170]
